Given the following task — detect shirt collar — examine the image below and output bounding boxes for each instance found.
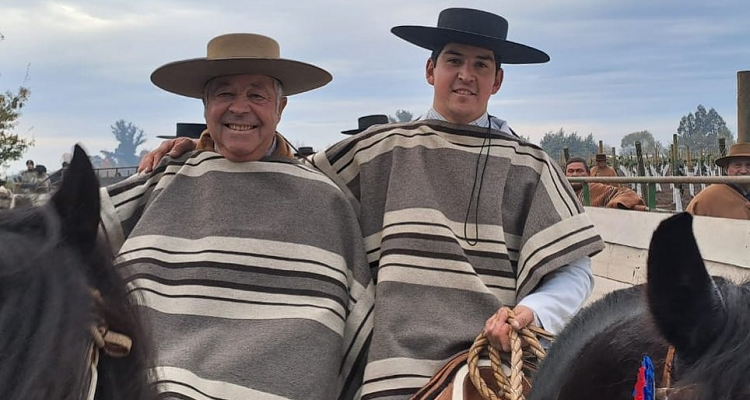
[423,107,510,133]
[265,135,278,157]
[213,134,277,157]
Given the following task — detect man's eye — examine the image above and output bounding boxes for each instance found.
[216,92,233,97]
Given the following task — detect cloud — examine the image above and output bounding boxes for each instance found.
[2,0,750,174]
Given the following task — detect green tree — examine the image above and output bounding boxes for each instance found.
[0,33,34,169]
[620,130,661,155]
[539,128,598,161]
[0,87,33,169]
[389,109,413,123]
[101,119,146,166]
[677,105,735,154]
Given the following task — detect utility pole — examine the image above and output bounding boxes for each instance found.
[738,71,750,143]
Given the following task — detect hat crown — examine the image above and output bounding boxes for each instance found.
[207,33,280,60]
[176,123,207,138]
[714,142,750,167]
[437,8,509,40]
[358,115,390,129]
[728,142,750,157]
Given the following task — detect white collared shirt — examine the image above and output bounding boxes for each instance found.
[422,108,512,135]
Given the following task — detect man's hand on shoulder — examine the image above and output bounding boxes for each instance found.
[139,137,198,173]
[484,305,536,352]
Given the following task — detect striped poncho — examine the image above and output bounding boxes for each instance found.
[100,151,375,400]
[312,120,605,399]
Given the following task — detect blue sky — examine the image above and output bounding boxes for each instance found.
[2,0,749,173]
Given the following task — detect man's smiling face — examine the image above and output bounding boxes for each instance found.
[426,42,503,124]
[204,74,287,162]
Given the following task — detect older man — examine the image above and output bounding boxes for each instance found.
[686,142,750,219]
[101,34,373,400]
[565,157,646,210]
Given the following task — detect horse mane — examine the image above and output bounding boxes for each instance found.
[528,285,650,400]
[671,278,750,399]
[0,151,154,400]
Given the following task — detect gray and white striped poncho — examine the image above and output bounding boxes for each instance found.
[100,151,375,400]
[312,120,605,400]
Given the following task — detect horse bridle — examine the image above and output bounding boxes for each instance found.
[655,345,676,400]
[82,290,133,400]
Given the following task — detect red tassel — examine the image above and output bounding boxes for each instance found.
[633,365,646,400]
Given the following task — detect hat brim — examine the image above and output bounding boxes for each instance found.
[341,128,365,135]
[156,135,177,139]
[151,57,332,98]
[392,26,549,64]
[715,154,750,168]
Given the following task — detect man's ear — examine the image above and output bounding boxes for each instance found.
[491,68,504,95]
[277,96,288,119]
[426,58,436,86]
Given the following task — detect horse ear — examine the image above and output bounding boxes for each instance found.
[50,144,101,251]
[646,212,726,363]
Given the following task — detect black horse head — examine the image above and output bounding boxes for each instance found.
[646,213,750,399]
[0,145,153,400]
[529,213,750,400]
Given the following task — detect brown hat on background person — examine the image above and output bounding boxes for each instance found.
[715,142,750,168]
[341,115,390,135]
[595,153,607,162]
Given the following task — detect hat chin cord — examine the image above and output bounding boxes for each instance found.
[463,115,492,246]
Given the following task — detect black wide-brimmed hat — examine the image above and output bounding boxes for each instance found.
[342,114,390,135]
[391,8,549,64]
[157,123,207,139]
[294,146,316,158]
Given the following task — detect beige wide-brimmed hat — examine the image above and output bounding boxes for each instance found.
[151,33,332,98]
[715,142,750,168]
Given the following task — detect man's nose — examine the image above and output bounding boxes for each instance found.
[228,96,253,113]
[457,64,475,81]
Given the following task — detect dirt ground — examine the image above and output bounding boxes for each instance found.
[651,184,699,211]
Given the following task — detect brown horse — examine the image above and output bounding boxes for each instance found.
[0,145,154,400]
[528,212,750,400]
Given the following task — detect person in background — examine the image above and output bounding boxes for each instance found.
[19,159,38,188]
[589,153,617,177]
[565,157,646,210]
[686,142,750,220]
